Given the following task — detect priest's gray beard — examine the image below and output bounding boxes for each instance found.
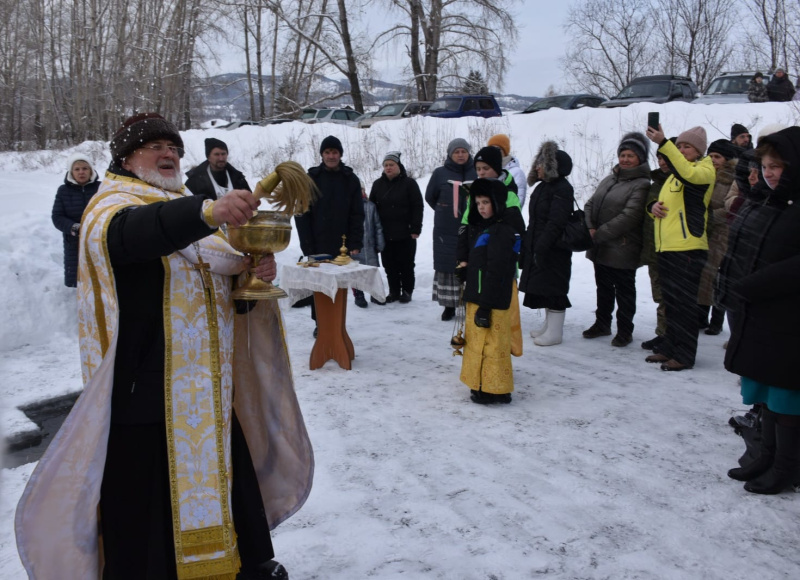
[138,167,183,192]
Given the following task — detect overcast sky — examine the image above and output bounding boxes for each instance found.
[209,4,571,99]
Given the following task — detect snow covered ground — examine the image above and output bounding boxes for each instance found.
[2,104,800,578]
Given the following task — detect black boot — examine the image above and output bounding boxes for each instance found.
[705,307,725,335]
[744,419,800,494]
[441,306,455,321]
[237,559,289,579]
[729,408,776,481]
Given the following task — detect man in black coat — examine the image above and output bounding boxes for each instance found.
[185,137,252,199]
[296,135,364,257]
[766,68,795,102]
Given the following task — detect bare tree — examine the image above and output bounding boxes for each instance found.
[378,0,518,100]
[654,0,735,90]
[743,0,789,70]
[562,0,655,97]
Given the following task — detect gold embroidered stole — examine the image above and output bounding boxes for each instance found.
[78,173,241,579]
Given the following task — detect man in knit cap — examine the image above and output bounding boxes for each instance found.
[296,135,364,330]
[16,112,312,580]
[730,123,752,150]
[185,136,252,200]
[644,123,715,371]
[487,133,528,206]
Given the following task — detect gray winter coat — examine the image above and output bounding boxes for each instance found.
[353,198,385,267]
[584,163,650,270]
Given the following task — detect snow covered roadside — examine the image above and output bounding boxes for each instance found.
[3,101,800,578]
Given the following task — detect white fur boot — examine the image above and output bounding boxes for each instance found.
[534,309,565,346]
[529,309,549,338]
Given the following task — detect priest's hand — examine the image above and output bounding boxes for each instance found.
[212,190,259,227]
[253,253,277,282]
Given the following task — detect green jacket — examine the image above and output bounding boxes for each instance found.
[648,140,715,252]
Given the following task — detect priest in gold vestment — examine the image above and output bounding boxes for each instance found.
[15,113,314,580]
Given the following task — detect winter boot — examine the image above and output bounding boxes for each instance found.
[353,289,368,308]
[611,333,633,347]
[705,307,725,335]
[399,290,412,303]
[744,420,800,494]
[728,408,776,481]
[641,335,664,351]
[582,321,611,339]
[534,310,565,346]
[529,310,549,338]
[441,306,456,321]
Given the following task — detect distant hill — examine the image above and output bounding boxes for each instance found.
[192,73,537,124]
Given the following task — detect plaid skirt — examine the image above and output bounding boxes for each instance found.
[432,271,461,307]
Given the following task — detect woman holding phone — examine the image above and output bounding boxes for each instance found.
[644,122,715,370]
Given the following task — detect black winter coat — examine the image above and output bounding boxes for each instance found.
[52,174,100,287]
[425,156,476,273]
[369,166,424,241]
[296,162,364,256]
[722,127,800,390]
[106,192,216,424]
[766,74,795,102]
[460,186,520,311]
[184,160,251,200]
[519,143,575,298]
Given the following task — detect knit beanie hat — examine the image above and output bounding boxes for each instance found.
[676,126,707,157]
[487,134,511,156]
[383,151,402,165]
[474,146,503,176]
[447,137,471,159]
[617,131,649,164]
[754,72,764,80]
[205,137,228,158]
[110,113,183,162]
[730,123,749,140]
[707,139,737,161]
[320,135,343,155]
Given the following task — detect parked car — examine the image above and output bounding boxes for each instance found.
[425,95,502,118]
[693,71,772,105]
[224,120,260,130]
[520,94,606,113]
[358,101,431,128]
[600,75,700,108]
[300,108,362,125]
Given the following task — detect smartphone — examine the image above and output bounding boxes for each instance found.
[647,112,659,130]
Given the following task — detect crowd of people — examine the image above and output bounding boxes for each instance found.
[35,105,800,579]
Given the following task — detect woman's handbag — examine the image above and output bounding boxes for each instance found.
[557,200,593,252]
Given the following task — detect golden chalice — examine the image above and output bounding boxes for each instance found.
[227,161,318,300]
[228,212,292,300]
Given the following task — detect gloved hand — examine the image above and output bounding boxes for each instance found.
[71,223,80,236]
[455,264,468,284]
[474,307,491,328]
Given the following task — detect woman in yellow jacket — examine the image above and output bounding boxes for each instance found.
[644,124,715,370]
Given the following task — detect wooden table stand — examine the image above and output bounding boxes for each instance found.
[310,288,355,370]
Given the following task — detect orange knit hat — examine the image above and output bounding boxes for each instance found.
[487,134,511,156]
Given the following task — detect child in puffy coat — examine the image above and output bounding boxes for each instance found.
[457,178,521,404]
[352,187,385,307]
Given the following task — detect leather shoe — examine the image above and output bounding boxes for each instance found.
[398,291,412,303]
[645,353,669,363]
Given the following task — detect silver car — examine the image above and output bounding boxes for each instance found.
[358,101,431,128]
[300,108,362,125]
[693,71,772,105]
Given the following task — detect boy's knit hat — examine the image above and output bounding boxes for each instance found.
[474,146,503,176]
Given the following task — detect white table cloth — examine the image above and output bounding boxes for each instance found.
[280,262,386,305]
